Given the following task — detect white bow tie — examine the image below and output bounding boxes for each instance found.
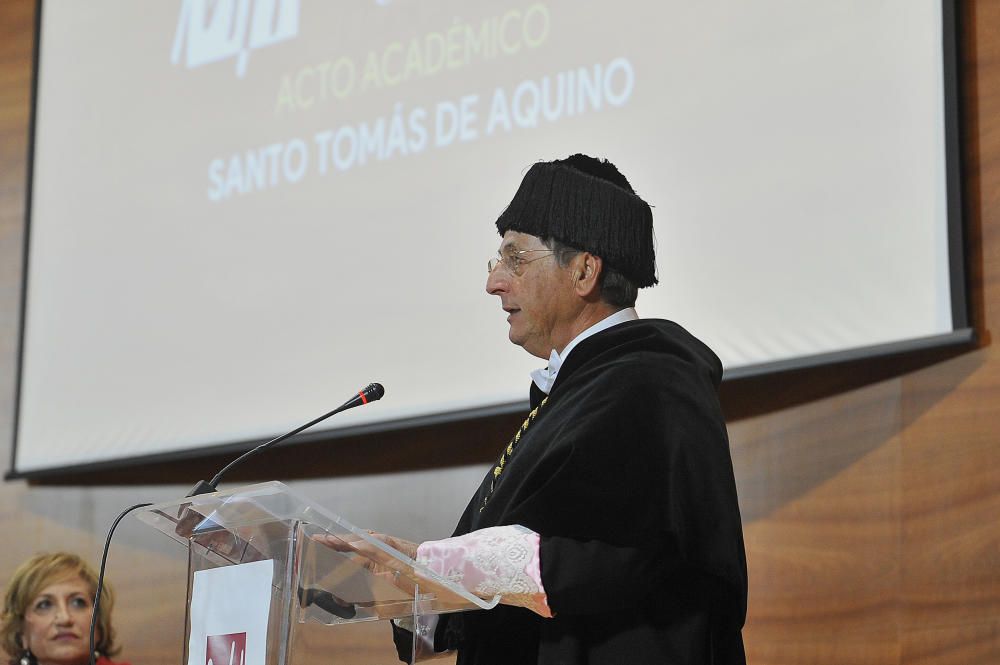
[530,349,563,394]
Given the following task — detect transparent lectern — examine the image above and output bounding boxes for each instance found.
[136,482,498,665]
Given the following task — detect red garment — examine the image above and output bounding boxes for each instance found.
[97,655,131,665]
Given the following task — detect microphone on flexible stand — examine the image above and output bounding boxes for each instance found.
[91,384,386,662]
[175,382,385,554]
[185,382,385,497]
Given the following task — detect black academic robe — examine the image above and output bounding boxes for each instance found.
[402,319,747,664]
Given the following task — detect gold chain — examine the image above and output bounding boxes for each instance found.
[480,396,549,512]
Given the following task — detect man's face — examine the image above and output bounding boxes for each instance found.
[486,231,579,359]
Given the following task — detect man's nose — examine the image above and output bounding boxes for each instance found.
[486,264,508,295]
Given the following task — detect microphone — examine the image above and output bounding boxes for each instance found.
[185,382,385,497]
[338,382,385,410]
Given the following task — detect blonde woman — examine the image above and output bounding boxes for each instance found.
[1,553,128,665]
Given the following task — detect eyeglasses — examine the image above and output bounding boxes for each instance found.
[487,249,555,276]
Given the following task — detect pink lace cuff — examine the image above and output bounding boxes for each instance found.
[416,525,554,618]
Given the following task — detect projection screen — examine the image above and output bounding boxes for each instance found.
[11,0,969,476]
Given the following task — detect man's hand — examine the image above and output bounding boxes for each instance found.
[314,530,469,607]
[314,530,418,568]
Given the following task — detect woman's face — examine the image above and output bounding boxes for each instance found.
[20,575,96,665]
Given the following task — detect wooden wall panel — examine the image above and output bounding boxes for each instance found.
[902,621,1000,665]
[736,381,904,665]
[1,2,999,664]
[895,4,1000,661]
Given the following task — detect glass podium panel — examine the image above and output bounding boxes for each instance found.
[136,482,498,665]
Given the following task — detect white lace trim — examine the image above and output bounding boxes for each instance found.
[416,525,553,617]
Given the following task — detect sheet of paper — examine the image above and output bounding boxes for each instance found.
[188,560,274,665]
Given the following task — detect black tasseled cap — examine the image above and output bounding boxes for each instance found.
[495,154,657,287]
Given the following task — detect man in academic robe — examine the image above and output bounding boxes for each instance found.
[324,154,747,664]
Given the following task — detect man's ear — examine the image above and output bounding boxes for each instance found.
[573,253,602,298]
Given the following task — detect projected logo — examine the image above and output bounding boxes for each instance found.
[171,0,300,78]
[206,632,247,665]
